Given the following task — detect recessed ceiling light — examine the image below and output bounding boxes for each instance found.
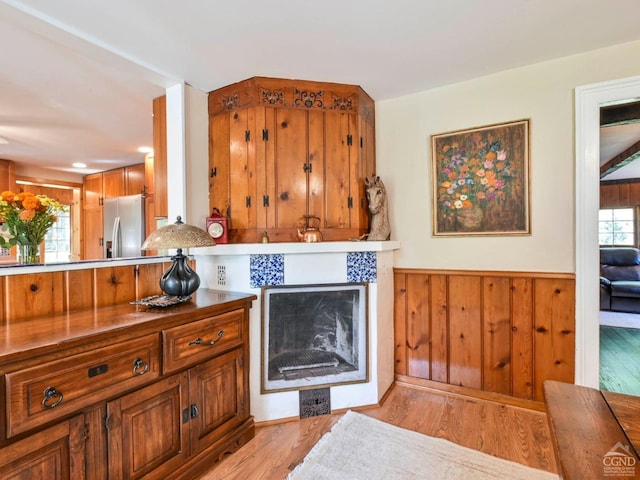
[72,162,87,168]
[138,146,153,154]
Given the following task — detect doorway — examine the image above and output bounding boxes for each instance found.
[575,75,640,388]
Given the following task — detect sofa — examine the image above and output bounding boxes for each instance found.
[600,247,640,313]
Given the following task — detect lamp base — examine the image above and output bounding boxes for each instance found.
[159,249,201,297]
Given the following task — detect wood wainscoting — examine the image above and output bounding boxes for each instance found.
[394,268,575,402]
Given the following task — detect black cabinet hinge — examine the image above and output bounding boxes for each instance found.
[347,134,353,146]
[360,137,363,148]
[246,196,252,207]
[210,167,217,177]
[263,195,270,207]
[348,196,353,208]
[303,163,313,173]
[245,130,251,142]
[262,129,269,141]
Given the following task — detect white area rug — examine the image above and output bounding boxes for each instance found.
[600,310,640,329]
[287,411,558,480]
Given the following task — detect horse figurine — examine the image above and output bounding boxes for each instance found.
[365,175,391,241]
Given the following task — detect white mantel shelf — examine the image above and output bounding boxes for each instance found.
[194,240,400,256]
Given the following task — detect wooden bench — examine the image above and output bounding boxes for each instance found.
[544,380,639,479]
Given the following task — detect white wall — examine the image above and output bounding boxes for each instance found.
[376,40,640,272]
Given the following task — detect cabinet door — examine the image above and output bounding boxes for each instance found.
[102,169,125,199]
[83,206,103,260]
[0,414,85,480]
[84,173,103,208]
[153,95,168,218]
[125,164,145,196]
[189,348,247,455]
[107,373,189,480]
[324,112,355,229]
[210,109,259,238]
[274,108,311,230]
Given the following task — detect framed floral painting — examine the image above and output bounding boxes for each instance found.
[431,119,530,236]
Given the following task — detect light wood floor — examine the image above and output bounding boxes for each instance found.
[600,325,640,396]
[198,380,558,479]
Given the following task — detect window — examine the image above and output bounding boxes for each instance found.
[599,207,635,246]
[45,209,71,262]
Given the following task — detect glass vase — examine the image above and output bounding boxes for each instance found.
[17,244,41,264]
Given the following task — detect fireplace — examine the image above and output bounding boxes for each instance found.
[261,282,368,393]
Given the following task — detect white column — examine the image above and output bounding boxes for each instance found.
[165,83,209,228]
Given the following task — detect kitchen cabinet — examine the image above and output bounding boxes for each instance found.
[153,95,168,219]
[81,164,146,260]
[0,289,255,480]
[125,163,146,196]
[208,77,375,243]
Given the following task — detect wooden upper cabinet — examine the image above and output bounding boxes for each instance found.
[102,169,125,199]
[83,172,103,207]
[208,77,376,243]
[153,95,168,218]
[0,159,16,193]
[125,163,145,195]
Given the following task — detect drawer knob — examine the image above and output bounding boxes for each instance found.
[42,386,64,409]
[188,330,224,347]
[132,357,149,376]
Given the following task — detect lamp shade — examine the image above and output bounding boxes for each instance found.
[141,216,215,298]
[141,216,215,250]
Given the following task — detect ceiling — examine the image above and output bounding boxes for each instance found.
[2,0,640,179]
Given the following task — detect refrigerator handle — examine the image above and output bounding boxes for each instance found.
[112,216,121,258]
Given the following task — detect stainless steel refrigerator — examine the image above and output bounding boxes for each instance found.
[103,194,145,258]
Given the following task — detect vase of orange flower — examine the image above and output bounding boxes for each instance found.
[0,191,68,264]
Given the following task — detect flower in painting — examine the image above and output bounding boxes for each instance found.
[436,134,515,213]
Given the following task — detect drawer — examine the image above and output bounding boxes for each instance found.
[5,334,160,438]
[162,309,244,374]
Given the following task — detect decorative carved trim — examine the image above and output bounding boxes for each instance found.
[332,95,354,111]
[221,95,239,111]
[261,89,285,106]
[294,88,324,108]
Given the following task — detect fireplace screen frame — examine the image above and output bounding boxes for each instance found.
[261,282,368,393]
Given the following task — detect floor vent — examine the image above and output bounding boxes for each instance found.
[299,388,331,419]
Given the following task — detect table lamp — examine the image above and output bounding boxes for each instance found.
[141,216,215,297]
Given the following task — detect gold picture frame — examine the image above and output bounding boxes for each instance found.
[431,119,530,236]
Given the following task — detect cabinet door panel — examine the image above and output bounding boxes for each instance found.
[275,109,308,229]
[229,109,254,231]
[83,206,103,260]
[125,164,145,196]
[107,373,189,480]
[307,110,325,223]
[102,169,125,200]
[83,173,103,208]
[324,112,352,228]
[0,414,85,480]
[209,112,231,217]
[189,349,246,454]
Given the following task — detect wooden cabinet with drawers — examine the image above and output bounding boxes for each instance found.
[0,289,256,480]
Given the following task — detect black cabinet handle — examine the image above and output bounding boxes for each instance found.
[42,386,63,409]
[132,357,149,376]
[188,330,224,347]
